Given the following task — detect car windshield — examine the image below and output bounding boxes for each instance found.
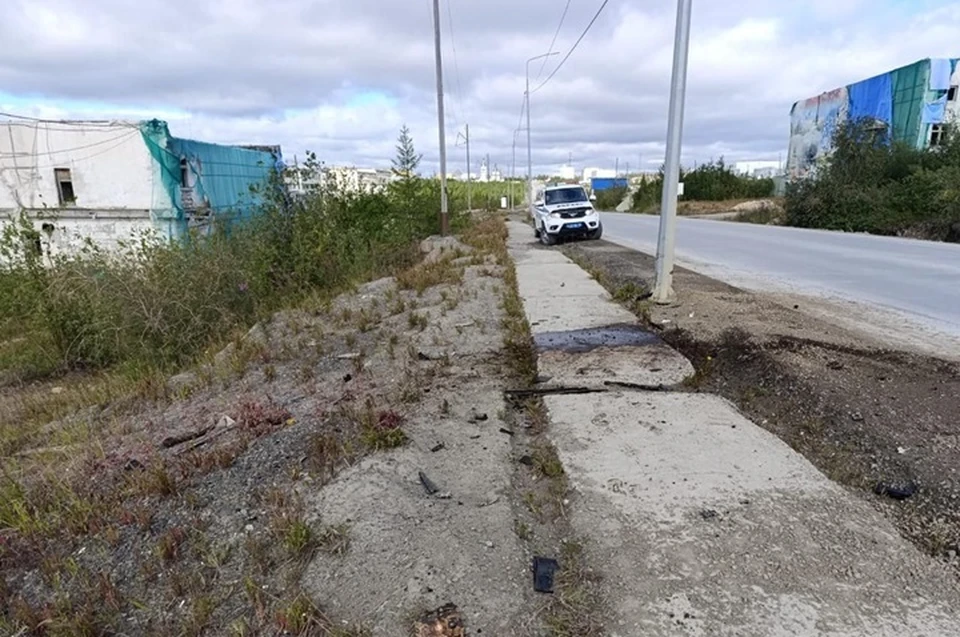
[544,187,588,205]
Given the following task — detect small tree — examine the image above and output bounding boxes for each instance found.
[392,125,422,179]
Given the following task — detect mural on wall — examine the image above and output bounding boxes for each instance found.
[787,59,960,180]
[787,87,849,179]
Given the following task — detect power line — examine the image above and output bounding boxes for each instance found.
[0,130,140,158]
[445,0,466,127]
[0,112,140,129]
[535,0,573,81]
[531,0,610,94]
[515,96,526,135]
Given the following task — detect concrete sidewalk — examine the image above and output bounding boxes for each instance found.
[507,221,960,636]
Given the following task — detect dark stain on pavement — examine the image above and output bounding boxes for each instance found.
[534,324,662,353]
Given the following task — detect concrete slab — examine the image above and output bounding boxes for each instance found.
[505,220,960,635]
[507,221,693,387]
[546,391,960,636]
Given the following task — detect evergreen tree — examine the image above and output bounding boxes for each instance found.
[392,125,422,179]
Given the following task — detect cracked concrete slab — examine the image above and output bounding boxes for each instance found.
[546,391,960,636]
[506,220,960,636]
[507,221,693,388]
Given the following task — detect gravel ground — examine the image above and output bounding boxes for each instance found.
[1,230,568,636]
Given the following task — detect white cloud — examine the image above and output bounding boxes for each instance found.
[2,0,959,174]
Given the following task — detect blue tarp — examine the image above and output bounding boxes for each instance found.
[929,58,954,91]
[590,177,628,191]
[169,137,274,218]
[848,72,893,128]
[922,95,948,124]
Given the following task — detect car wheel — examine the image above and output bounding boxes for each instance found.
[540,227,557,246]
[587,223,603,240]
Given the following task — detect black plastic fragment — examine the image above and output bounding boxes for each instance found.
[875,481,917,501]
[532,556,559,593]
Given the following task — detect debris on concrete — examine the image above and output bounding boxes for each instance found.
[413,603,466,637]
[430,442,445,453]
[532,556,559,593]
[498,427,515,436]
[418,471,440,495]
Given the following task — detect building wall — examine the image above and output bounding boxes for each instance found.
[1,118,276,260]
[0,119,172,260]
[787,58,959,179]
[0,120,158,211]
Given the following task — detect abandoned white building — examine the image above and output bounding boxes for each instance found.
[0,116,281,259]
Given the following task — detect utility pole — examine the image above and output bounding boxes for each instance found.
[457,124,471,211]
[466,125,471,210]
[526,52,558,213]
[511,131,516,209]
[432,0,449,235]
[615,157,619,176]
[652,0,693,303]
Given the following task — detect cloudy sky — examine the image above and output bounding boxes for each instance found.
[2,0,960,175]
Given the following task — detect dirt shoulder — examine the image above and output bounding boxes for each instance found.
[561,239,960,569]
[0,218,582,636]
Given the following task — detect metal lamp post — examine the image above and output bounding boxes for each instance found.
[525,52,559,214]
[652,0,693,302]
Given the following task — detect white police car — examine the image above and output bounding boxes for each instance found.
[531,184,602,246]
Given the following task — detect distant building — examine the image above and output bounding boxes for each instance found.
[582,167,616,182]
[734,160,782,178]
[304,166,395,194]
[557,164,577,181]
[0,117,279,259]
[788,57,960,179]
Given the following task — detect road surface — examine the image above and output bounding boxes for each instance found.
[600,212,960,340]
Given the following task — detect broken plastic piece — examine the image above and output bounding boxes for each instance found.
[418,471,439,495]
[532,556,559,593]
[874,481,917,501]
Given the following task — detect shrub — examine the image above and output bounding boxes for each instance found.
[785,118,960,240]
[594,186,628,211]
[0,129,461,379]
[629,158,773,213]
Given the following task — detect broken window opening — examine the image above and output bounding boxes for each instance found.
[54,168,76,206]
[949,86,958,102]
[180,158,189,186]
[931,124,950,147]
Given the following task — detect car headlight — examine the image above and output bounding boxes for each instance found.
[550,212,562,218]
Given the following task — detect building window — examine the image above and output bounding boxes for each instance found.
[180,158,189,186]
[54,168,76,205]
[949,86,958,102]
[931,124,950,146]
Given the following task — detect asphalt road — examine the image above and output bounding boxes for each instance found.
[599,212,960,338]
